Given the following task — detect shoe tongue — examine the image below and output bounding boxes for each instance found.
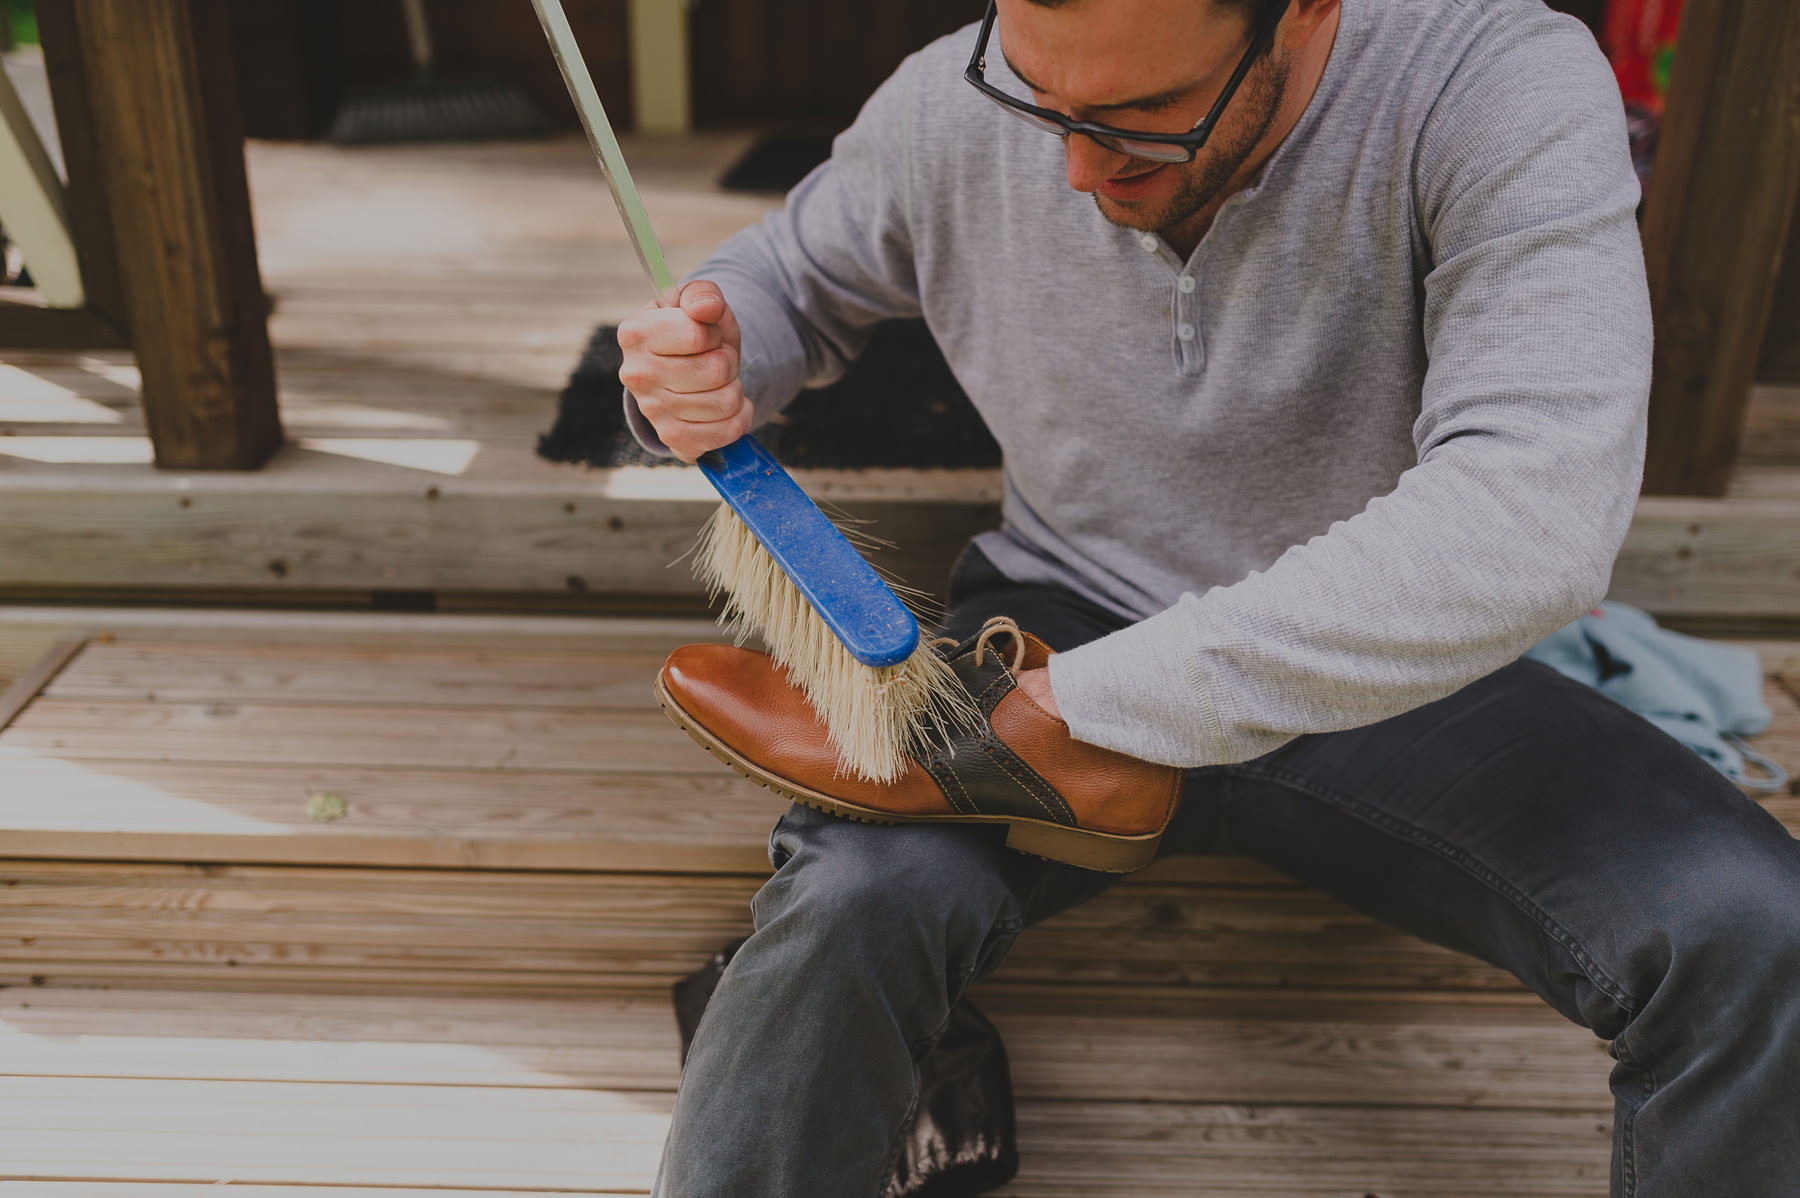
[1013,631,1053,672]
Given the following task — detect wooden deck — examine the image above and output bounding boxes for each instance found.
[0,605,1795,1194]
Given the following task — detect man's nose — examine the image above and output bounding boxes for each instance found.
[1064,133,1130,193]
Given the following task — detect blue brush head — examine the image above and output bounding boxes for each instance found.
[697,437,921,669]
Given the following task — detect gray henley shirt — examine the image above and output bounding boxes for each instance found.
[628,0,1652,768]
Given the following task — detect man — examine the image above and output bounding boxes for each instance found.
[617,0,1800,1193]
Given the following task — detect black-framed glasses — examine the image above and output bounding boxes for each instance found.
[964,0,1284,164]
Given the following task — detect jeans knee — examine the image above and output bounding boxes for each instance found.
[755,806,1019,974]
[1654,847,1800,1005]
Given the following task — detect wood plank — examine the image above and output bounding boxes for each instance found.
[0,1076,1611,1195]
[0,635,84,732]
[0,698,703,772]
[1638,0,1800,495]
[4,450,1798,616]
[0,1075,668,1189]
[1609,495,1800,618]
[0,759,784,872]
[998,1102,1611,1196]
[43,641,677,708]
[0,985,1609,1111]
[0,757,1785,878]
[1738,385,1800,463]
[0,606,725,655]
[0,630,1788,875]
[70,0,281,470]
[0,751,1293,882]
[0,862,1527,994]
[0,456,995,601]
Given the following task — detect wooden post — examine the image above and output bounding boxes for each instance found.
[1760,194,1800,383]
[33,0,125,327]
[60,0,282,470]
[628,0,691,134]
[1639,0,1800,496]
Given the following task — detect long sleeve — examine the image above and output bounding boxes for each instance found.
[1048,17,1652,766]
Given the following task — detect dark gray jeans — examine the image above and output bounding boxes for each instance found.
[656,548,1800,1197]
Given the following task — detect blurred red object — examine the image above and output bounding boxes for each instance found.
[1603,0,1684,113]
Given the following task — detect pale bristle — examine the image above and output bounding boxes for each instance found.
[693,503,979,783]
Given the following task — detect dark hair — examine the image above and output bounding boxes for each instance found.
[1020,0,1288,29]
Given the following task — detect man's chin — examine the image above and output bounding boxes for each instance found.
[1092,192,1166,233]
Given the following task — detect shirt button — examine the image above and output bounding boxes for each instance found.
[1178,276,1196,293]
[1177,322,1196,341]
[1140,234,1159,252]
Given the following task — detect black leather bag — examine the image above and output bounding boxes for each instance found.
[672,937,1020,1197]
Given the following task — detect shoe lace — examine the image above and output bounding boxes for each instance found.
[976,616,1027,672]
[929,616,1027,673]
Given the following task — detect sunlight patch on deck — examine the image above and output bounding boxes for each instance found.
[297,437,481,475]
[0,365,125,423]
[278,403,452,432]
[0,435,153,463]
[0,746,290,834]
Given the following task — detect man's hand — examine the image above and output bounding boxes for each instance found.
[616,281,750,463]
[1015,667,1062,721]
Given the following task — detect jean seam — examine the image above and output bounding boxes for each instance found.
[1229,760,1641,1014]
[1610,1034,1653,1198]
[877,1067,926,1198]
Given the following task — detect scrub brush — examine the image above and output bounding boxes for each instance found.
[529,0,978,782]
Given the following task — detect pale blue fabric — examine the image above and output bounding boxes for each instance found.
[1525,602,1787,791]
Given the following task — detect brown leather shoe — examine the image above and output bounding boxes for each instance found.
[654,618,1182,872]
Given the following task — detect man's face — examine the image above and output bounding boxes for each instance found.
[993,0,1289,234]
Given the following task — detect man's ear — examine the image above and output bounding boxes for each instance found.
[1276,0,1340,52]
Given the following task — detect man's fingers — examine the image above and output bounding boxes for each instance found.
[678,280,729,325]
[618,306,724,357]
[650,393,755,463]
[614,281,746,460]
[636,378,749,427]
[620,343,738,397]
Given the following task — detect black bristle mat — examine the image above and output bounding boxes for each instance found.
[717,132,837,193]
[536,318,1001,470]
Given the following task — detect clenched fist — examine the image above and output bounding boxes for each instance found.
[616,281,750,463]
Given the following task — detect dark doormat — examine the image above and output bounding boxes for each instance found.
[717,131,837,192]
[535,318,1001,470]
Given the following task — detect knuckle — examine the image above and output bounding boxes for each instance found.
[702,353,732,390]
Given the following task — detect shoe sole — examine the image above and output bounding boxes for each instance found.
[654,675,1166,873]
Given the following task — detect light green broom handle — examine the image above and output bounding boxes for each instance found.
[528,0,678,300]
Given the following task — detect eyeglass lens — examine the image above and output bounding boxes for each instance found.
[988,98,1194,163]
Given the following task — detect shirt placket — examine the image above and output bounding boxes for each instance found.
[1138,231,1205,378]
[1174,269,1203,378]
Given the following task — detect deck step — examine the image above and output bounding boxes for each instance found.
[0,612,1794,996]
[0,985,1611,1195]
[0,612,1793,876]
[0,431,1797,624]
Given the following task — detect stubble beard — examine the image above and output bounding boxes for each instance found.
[1092,49,1290,235]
